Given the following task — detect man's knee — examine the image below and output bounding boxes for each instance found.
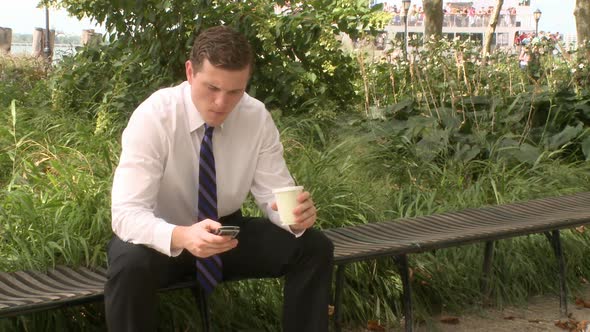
[107,237,160,282]
[301,229,334,264]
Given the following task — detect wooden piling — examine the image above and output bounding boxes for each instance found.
[81,29,102,47]
[0,27,12,54]
[32,27,55,59]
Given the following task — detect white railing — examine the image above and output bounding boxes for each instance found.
[388,13,535,30]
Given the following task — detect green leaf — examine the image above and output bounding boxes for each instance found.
[547,123,584,150]
[415,128,450,162]
[10,99,16,134]
[386,98,414,118]
[582,136,590,161]
[454,143,480,163]
[438,107,461,130]
[516,143,541,165]
[575,102,590,120]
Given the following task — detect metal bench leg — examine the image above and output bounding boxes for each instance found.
[395,254,413,332]
[333,264,346,332]
[481,241,495,303]
[544,230,568,317]
[190,286,211,332]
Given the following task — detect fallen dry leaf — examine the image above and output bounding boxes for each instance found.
[440,316,460,325]
[553,320,568,330]
[328,305,334,316]
[575,225,586,233]
[554,318,589,331]
[555,320,570,331]
[575,298,590,309]
[367,320,386,331]
[577,320,590,331]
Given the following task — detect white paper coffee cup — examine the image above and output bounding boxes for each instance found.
[272,186,304,225]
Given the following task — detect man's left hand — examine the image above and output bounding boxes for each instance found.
[271,191,316,232]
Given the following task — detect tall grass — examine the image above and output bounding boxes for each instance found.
[0,66,115,330]
[1,99,114,270]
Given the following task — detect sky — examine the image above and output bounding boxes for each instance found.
[0,0,578,36]
[1,0,104,35]
[534,0,576,35]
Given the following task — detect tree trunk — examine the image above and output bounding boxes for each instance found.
[575,0,590,46]
[0,27,11,54]
[423,0,443,40]
[482,0,504,58]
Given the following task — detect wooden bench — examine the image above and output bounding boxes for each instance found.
[1,191,589,331]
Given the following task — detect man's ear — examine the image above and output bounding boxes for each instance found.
[185,60,194,82]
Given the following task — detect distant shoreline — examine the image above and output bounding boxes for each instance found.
[9,33,83,45]
[8,44,80,60]
[11,43,81,46]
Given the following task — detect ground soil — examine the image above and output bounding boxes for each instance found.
[345,285,590,332]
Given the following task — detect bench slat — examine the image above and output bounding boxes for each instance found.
[0,272,70,300]
[45,269,103,290]
[0,280,62,302]
[0,300,31,308]
[73,267,107,284]
[50,268,105,291]
[7,271,78,299]
[21,270,95,294]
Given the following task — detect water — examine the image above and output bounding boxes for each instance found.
[9,44,79,60]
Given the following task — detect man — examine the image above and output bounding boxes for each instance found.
[105,25,334,332]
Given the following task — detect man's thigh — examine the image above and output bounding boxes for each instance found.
[220,217,326,281]
[107,236,196,288]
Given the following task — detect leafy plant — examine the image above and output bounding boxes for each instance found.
[48,0,387,118]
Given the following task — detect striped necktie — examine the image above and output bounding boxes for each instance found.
[196,124,222,295]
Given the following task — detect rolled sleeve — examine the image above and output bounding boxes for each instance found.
[251,114,304,237]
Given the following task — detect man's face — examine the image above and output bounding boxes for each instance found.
[185,59,250,127]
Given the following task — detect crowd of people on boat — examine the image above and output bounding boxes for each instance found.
[382,3,520,28]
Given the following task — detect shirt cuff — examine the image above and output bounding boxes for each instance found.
[288,225,306,238]
[268,209,305,238]
[153,221,180,257]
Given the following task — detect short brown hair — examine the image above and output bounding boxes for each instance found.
[190,26,254,73]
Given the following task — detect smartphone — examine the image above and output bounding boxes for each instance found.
[212,226,240,238]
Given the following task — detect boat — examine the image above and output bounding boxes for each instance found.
[369,0,551,51]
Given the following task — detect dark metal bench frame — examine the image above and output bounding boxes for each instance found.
[1,192,589,332]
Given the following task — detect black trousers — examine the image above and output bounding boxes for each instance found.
[104,212,334,332]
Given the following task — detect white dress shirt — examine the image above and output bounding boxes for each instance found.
[111,81,298,256]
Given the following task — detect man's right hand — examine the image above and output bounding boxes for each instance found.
[171,219,238,258]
